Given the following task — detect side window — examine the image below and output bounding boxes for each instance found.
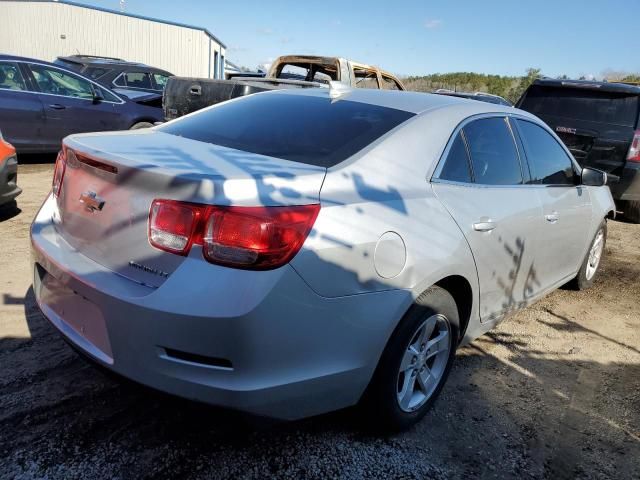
[0,62,27,91]
[96,85,120,103]
[516,120,576,185]
[30,64,94,99]
[440,132,472,183]
[123,72,152,89]
[152,73,169,90]
[353,68,380,89]
[381,75,401,91]
[464,117,523,185]
[83,67,110,80]
[113,73,126,87]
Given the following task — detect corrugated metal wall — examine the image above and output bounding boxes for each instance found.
[0,1,225,78]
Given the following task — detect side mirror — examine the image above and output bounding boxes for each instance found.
[581,167,607,187]
[92,89,104,104]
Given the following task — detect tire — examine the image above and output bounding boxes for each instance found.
[361,286,459,432]
[571,220,607,290]
[625,200,640,224]
[130,122,154,130]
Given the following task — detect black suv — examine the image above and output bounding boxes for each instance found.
[54,55,173,98]
[517,79,640,222]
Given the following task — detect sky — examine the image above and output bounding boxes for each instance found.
[75,0,640,78]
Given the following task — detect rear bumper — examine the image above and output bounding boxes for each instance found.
[610,162,640,202]
[30,194,410,420]
[0,154,21,206]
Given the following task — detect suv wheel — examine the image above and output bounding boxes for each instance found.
[362,286,459,431]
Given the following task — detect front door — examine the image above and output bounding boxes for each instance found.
[514,119,592,286]
[26,63,122,147]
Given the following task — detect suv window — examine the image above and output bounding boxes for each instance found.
[516,119,575,185]
[123,72,152,89]
[520,85,640,127]
[159,93,414,168]
[354,68,379,89]
[0,62,27,91]
[440,132,472,182]
[464,117,523,185]
[30,64,94,99]
[152,73,170,90]
[83,66,111,80]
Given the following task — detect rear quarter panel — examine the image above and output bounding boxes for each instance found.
[291,109,481,338]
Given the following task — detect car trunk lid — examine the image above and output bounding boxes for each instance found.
[56,130,326,287]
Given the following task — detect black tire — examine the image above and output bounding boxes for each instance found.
[361,286,459,432]
[571,220,607,290]
[625,200,640,224]
[130,122,154,130]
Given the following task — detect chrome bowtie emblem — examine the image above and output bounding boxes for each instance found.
[79,191,105,212]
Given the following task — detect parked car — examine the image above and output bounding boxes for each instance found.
[516,79,640,222]
[163,54,406,120]
[55,54,173,99]
[31,88,614,430]
[434,89,513,106]
[0,131,20,207]
[0,55,163,153]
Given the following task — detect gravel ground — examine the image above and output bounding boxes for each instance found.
[1,163,639,480]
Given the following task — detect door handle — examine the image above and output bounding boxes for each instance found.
[189,85,202,96]
[48,104,66,110]
[473,221,496,232]
[545,213,559,223]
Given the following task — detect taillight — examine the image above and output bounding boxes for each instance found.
[628,130,640,163]
[149,200,202,254]
[148,200,319,270]
[52,148,67,198]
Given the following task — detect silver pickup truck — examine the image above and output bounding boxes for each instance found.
[163,55,405,120]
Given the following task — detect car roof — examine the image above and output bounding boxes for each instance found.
[269,86,526,119]
[57,55,152,68]
[1,54,70,69]
[532,78,640,95]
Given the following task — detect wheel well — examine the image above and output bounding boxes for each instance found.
[131,118,156,127]
[435,275,473,343]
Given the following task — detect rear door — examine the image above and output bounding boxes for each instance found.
[518,85,639,177]
[0,61,47,150]
[432,116,545,322]
[514,118,592,285]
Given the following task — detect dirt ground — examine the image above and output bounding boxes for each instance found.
[1,163,639,480]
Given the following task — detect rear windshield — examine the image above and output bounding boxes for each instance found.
[159,93,414,167]
[520,85,639,127]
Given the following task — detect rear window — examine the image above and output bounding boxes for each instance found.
[520,85,640,127]
[159,93,414,167]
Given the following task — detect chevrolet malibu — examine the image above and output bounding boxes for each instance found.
[31,88,614,430]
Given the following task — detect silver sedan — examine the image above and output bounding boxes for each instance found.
[31,87,614,430]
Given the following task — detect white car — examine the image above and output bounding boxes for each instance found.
[31,88,614,430]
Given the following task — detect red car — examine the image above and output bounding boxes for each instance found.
[0,133,20,207]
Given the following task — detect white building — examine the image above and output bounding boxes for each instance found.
[0,0,226,78]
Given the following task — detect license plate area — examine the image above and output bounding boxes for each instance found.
[37,267,114,364]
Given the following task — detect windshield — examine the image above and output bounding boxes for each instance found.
[159,93,414,167]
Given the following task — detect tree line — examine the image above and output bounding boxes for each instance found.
[401,69,640,104]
